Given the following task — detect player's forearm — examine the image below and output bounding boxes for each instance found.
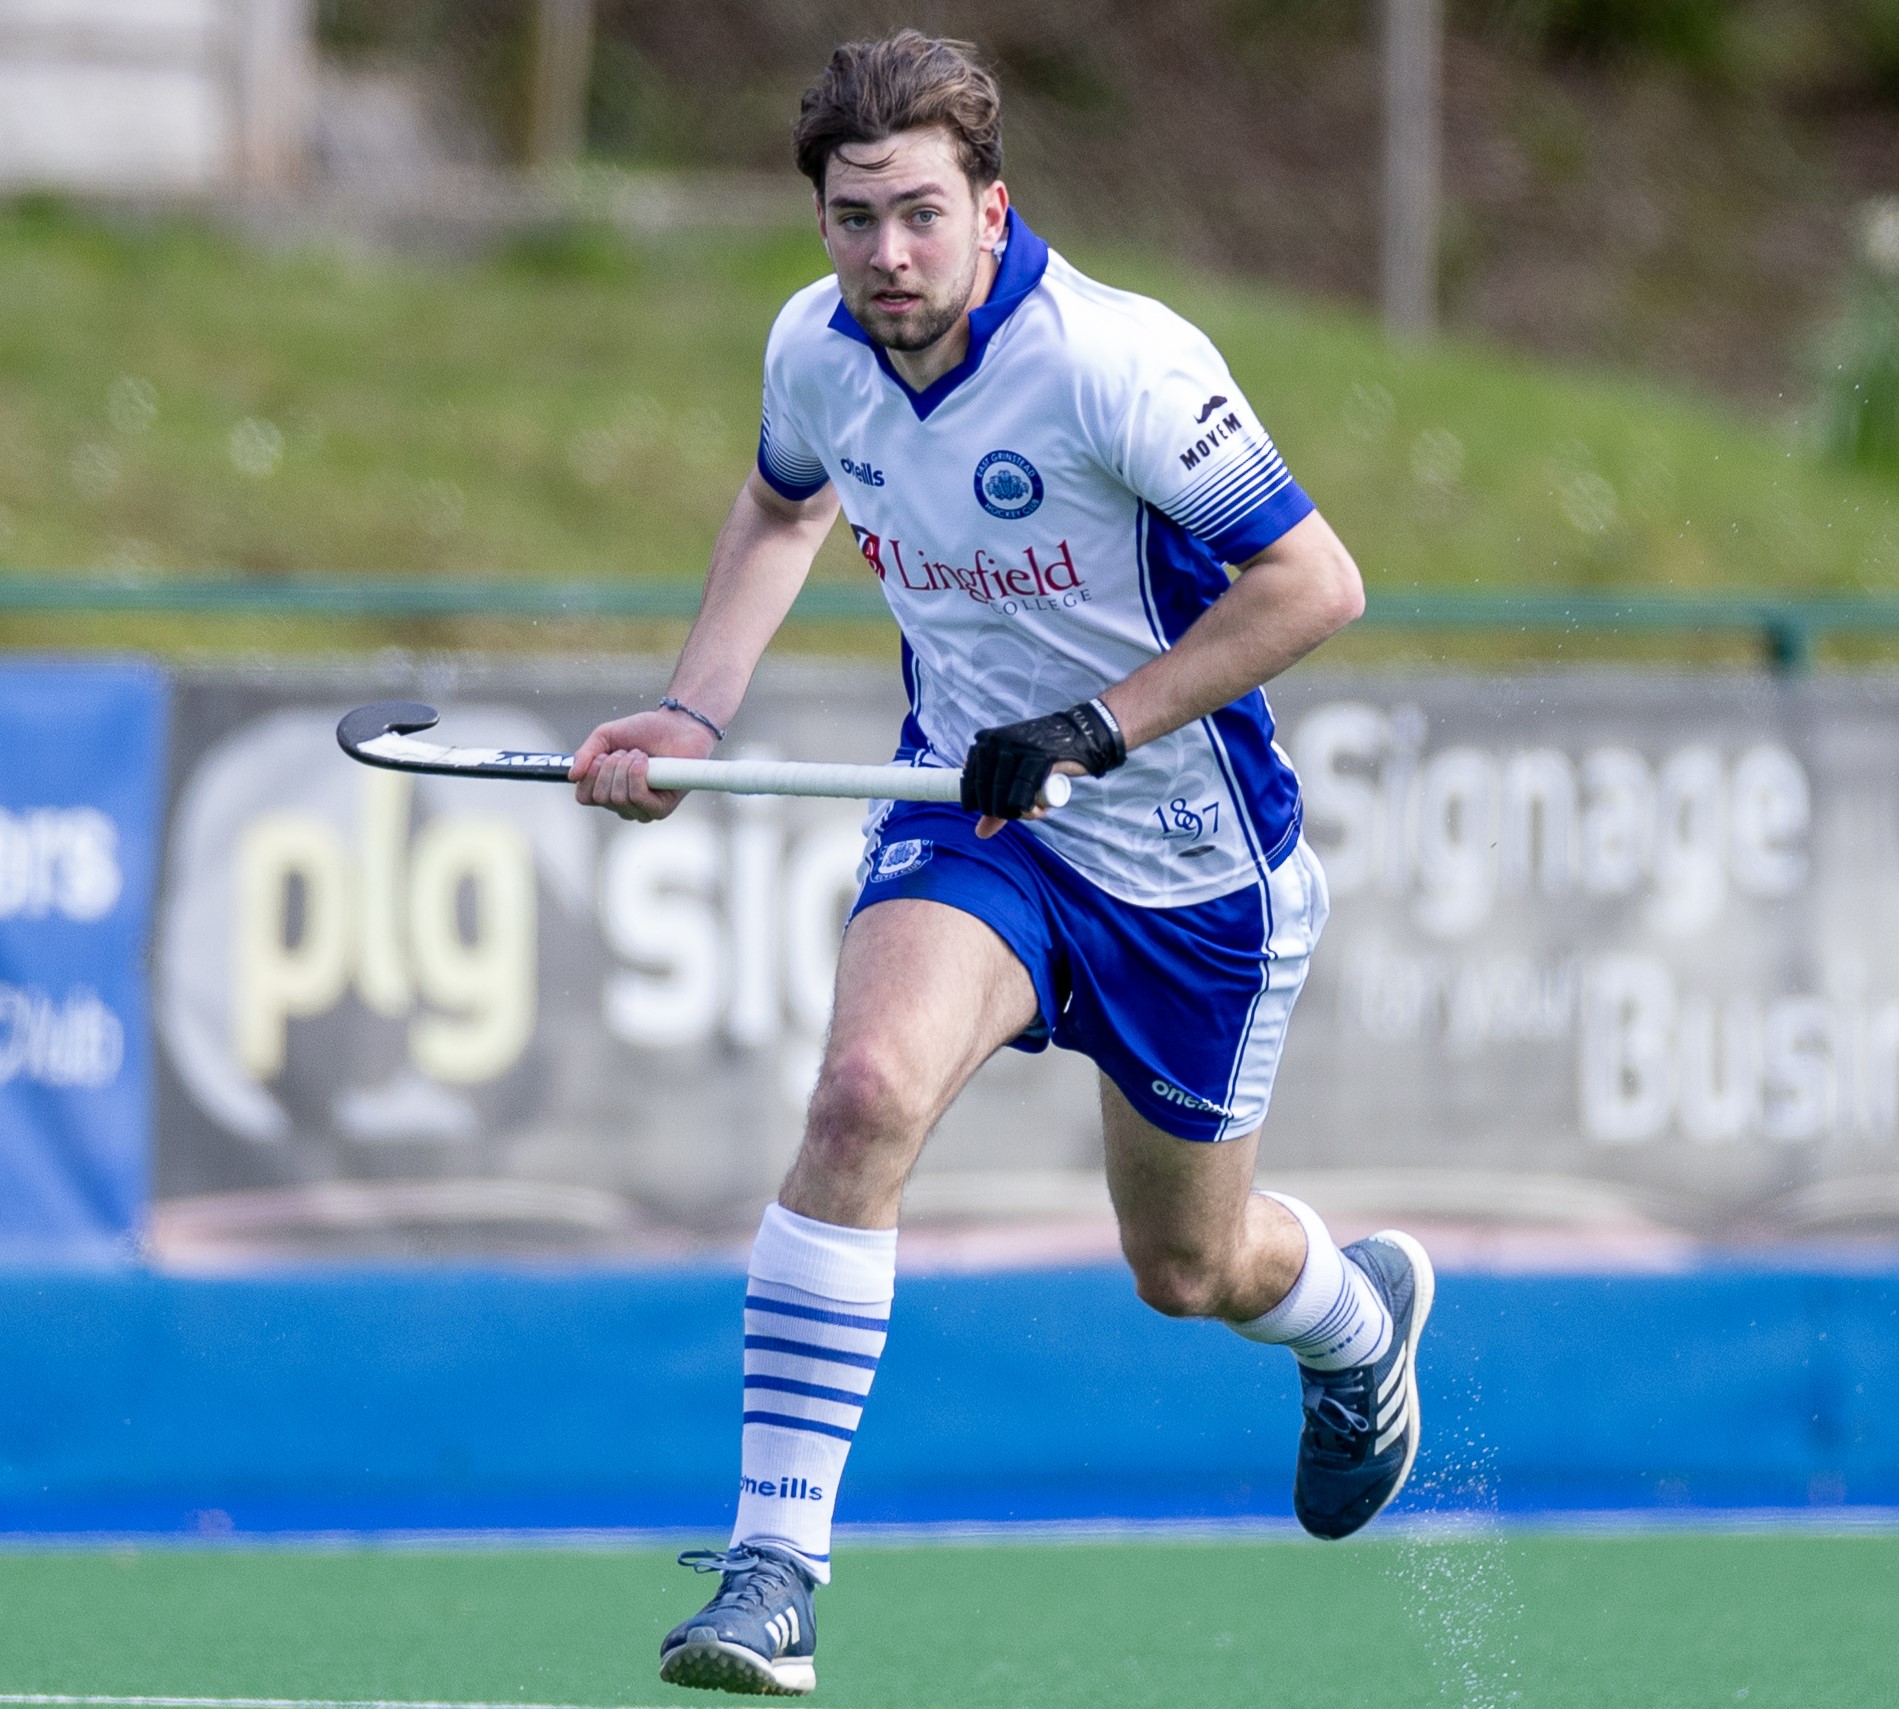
[665,471,841,725]
[1101,512,1363,752]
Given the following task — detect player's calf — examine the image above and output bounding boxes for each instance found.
[1125,1247,1252,1320]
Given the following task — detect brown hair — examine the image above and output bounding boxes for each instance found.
[793,31,1003,191]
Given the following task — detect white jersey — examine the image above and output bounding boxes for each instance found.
[756,211,1313,907]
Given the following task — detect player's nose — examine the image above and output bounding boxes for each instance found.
[870,226,910,274]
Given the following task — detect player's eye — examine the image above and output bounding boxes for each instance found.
[911,209,939,226]
[837,213,872,231]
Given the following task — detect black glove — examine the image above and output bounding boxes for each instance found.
[962,698,1127,818]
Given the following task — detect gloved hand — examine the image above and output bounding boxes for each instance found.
[961,697,1127,819]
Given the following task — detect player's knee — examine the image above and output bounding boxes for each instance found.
[1127,1250,1231,1320]
[807,1043,925,1156]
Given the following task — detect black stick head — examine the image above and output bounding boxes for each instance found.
[337,701,440,758]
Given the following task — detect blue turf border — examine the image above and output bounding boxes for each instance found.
[1,1266,1894,1533]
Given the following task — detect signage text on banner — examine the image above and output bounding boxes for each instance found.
[0,661,166,1259]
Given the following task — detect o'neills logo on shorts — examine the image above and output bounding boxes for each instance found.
[1151,1078,1234,1117]
[852,527,1092,613]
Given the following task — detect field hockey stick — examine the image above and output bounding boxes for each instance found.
[336,702,1074,808]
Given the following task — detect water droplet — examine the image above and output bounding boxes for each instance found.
[1560,471,1619,535]
[104,538,160,572]
[107,375,158,435]
[1863,196,1899,276]
[1411,428,1465,491]
[69,442,122,500]
[1344,381,1396,444]
[230,418,285,478]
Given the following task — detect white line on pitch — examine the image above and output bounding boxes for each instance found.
[0,1696,664,1709]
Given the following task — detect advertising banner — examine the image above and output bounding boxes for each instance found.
[150,664,1899,1266]
[0,660,165,1259]
[1279,673,1895,1255]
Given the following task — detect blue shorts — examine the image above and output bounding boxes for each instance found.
[849,803,1329,1141]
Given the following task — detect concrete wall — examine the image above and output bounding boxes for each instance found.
[0,0,312,193]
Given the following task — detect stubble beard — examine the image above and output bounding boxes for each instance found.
[852,244,981,355]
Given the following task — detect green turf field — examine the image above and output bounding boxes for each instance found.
[0,1535,1892,1709]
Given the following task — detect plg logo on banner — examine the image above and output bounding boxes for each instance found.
[153,683,875,1259]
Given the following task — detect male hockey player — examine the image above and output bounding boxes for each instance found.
[571,31,1432,1696]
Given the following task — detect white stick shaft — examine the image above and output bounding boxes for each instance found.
[643,757,1071,809]
[645,758,956,800]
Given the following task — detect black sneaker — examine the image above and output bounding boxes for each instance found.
[1292,1229,1435,1540]
[658,1544,817,1696]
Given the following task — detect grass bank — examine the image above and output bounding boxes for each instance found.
[2,200,1896,661]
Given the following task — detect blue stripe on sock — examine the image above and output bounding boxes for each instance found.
[744,1373,868,1408]
[1299,1291,1355,1345]
[744,1334,881,1371]
[744,1293,889,1333]
[743,1409,857,1442]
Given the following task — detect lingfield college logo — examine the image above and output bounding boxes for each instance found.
[974,449,1044,520]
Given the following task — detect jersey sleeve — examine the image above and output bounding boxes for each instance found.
[755,302,832,502]
[1114,330,1314,565]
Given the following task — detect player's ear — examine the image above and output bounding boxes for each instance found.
[978,177,1009,251]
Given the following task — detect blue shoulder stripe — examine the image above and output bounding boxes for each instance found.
[757,413,829,501]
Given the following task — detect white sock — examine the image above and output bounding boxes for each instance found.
[730,1203,896,1585]
[1229,1193,1391,1371]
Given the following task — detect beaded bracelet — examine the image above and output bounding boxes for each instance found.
[658,696,727,743]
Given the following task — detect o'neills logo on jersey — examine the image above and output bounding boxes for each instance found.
[851,527,1092,613]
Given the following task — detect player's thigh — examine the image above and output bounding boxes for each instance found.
[816,895,1040,1138]
[1100,1073,1261,1265]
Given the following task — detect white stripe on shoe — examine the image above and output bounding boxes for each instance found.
[1360,1229,1436,1526]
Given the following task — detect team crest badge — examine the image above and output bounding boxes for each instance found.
[871,838,932,880]
[973,449,1044,520]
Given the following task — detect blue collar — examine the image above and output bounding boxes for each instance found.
[827,208,1050,421]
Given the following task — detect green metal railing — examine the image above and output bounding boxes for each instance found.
[4,574,1897,671]
[1350,590,1899,671]
[0,573,830,620]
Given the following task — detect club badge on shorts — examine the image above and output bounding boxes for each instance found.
[973,449,1044,520]
[871,838,932,881]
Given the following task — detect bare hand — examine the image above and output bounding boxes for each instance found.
[570,708,719,822]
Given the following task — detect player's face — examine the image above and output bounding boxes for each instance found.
[818,127,1008,355]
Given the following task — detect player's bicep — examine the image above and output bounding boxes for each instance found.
[1232,508,1364,618]
[744,464,838,528]
[1119,346,1316,567]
